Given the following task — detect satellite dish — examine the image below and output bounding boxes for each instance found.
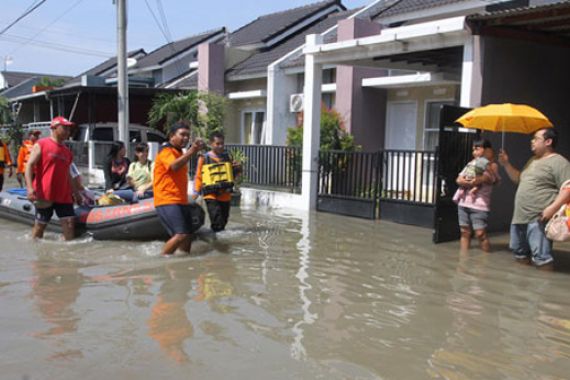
[127,58,137,68]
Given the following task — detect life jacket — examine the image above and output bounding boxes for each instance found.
[201,151,234,195]
[0,142,8,169]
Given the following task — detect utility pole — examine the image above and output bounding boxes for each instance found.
[116,0,129,149]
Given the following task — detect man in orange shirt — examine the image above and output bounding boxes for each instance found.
[153,122,205,256]
[0,138,13,191]
[16,130,41,187]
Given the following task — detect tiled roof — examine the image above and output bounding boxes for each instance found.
[135,28,226,69]
[1,74,72,99]
[158,70,198,89]
[372,0,473,20]
[64,49,146,86]
[1,70,68,87]
[227,9,357,78]
[229,0,343,47]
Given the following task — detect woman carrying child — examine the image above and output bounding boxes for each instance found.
[454,138,499,252]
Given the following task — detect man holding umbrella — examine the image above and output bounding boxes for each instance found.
[499,128,570,268]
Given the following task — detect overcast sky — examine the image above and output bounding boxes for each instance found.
[0,0,372,76]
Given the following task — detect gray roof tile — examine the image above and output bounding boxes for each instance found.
[1,70,68,87]
[229,0,342,47]
[227,9,357,78]
[135,28,226,69]
[1,74,72,99]
[372,0,475,20]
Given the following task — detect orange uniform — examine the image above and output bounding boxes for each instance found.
[193,152,232,202]
[153,145,188,207]
[0,141,12,175]
[17,140,35,174]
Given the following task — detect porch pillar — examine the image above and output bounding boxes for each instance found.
[460,35,483,107]
[301,34,323,211]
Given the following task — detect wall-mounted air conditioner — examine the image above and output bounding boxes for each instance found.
[289,93,304,113]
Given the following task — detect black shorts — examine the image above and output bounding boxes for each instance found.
[35,202,75,224]
[155,204,205,236]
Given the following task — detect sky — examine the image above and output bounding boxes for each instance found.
[0,0,372,77]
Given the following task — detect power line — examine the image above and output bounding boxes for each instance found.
[0,0,48,36]
[9,0,86,55]
[1,33,112,58]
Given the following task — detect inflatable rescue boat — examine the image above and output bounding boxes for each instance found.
[0,188,204,241]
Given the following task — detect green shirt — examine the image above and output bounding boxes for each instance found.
[127,160,154,191]
[512,154,570,224]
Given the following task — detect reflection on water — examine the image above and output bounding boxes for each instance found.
[2,202,570,379]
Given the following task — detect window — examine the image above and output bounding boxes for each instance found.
[424,101,454,151]
[242,110,265,145]
[129,130,142,142]
[147,131,165,143]
[91,127,114,141]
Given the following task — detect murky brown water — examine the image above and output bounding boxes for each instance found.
[2,189,570,379]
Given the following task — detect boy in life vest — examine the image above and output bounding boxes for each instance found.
[193,132,241,232]
[0,137,14,191]
[16,130,41,187]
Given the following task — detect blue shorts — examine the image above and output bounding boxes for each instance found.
[35,203,75,224]
[458,206,489,230]
[156,204,203,236]
[510,222,553,266]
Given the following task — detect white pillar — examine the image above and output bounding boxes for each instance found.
[88,140,96,173]
[301,34,323,211]
[460,36,482,108]
[148,141,159,161]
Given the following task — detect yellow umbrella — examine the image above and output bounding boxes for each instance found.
[456,103,553,148]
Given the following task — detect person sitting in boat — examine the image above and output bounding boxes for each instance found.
[113,143,154,203]
[193,131,241,232]
[103,141,131,192]
[0,137,14,192]
[16,130,41,188]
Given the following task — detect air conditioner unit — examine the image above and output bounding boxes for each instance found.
[289,93,304,113]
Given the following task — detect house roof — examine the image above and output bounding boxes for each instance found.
[1,70,69,88]
[0,74,72,99]
[227,8,358,79]
[75,49,146,78]
[229,0,344,48]
[467,0,570,42]
[371,0,473,20]
[135,28,226,70]
[158,70,198,89]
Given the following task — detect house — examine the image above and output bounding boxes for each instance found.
[297,0,570,231]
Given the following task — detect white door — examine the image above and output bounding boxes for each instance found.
[385,102,417,150]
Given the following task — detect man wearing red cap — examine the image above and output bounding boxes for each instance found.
[16,130,41,188]
[0,137,13,191]
[25,116,81,240]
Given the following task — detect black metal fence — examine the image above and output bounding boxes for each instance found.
[317,149,437,222]
[225,144,302,192]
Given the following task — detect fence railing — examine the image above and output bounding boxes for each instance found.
[381,150,437,204]
[318,149,437,205]
[225,144,302,192]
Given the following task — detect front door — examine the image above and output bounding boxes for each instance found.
[433,105,478,243]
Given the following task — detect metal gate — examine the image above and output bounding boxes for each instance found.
[432,105,478,243]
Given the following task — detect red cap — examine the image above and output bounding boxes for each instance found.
[50,116,74,129]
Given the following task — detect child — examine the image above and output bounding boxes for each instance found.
[455,139,497,252]
[193,132,241,232]
[453,140,491,202]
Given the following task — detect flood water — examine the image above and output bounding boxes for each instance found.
[2,192,570,379]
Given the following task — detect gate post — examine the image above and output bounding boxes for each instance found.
[301,34,323,211]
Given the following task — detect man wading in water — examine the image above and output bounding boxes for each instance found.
[153,122,205,256]
[25,116,81,240]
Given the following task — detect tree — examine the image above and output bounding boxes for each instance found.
[286,106,359,151]
[36,76,65,88]
[0,96,11,125]
[148,90,226,138]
